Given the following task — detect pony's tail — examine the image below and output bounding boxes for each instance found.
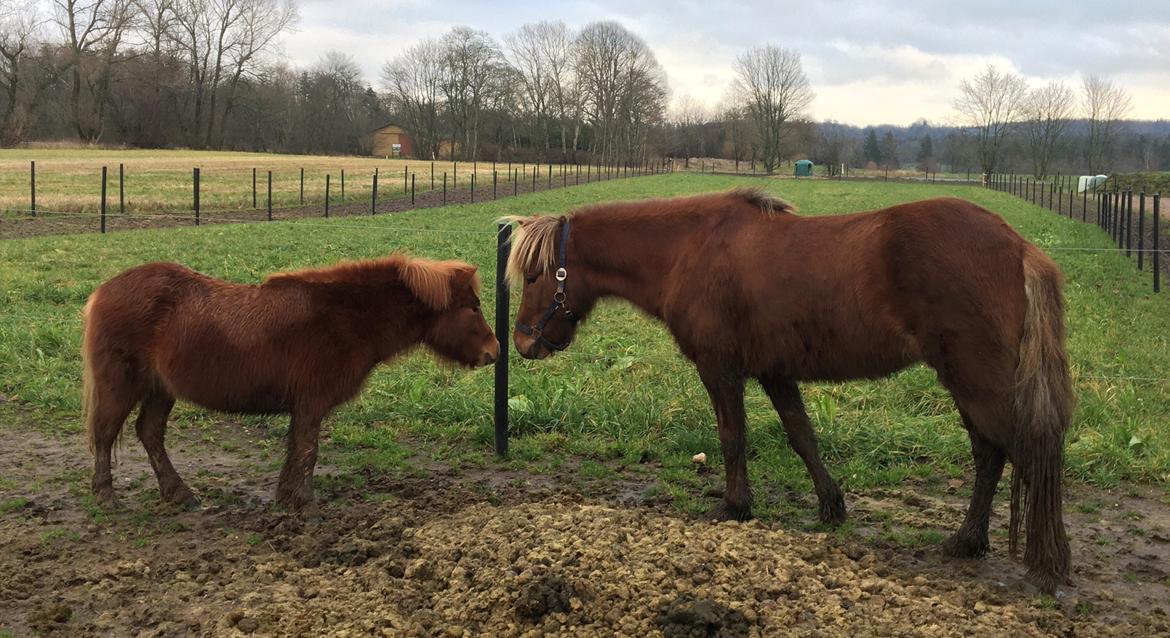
[1009,245,1074,593]
[82,292,100,455]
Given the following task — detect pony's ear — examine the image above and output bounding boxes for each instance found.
[452,264,482,295]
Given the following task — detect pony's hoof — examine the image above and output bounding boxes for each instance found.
[941,532,989,559]
[708,501,752,522]
[93,488,119,510]
[180,494,202,511]
[818,492,848,526]
[163,486,201,511]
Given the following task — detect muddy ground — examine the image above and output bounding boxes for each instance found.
[1,401,1168,637]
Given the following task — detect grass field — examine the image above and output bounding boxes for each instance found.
[0,149,585,216]
[1,172,1167,521]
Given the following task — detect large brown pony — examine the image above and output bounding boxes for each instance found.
[505,189,1073,593]
[83,255,499,510]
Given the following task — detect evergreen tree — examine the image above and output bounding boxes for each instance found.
[863,128,882,166]
[916,135,934,172]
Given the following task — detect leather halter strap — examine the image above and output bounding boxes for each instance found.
[515,219,576,351]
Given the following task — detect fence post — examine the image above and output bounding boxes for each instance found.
[454,162,457,187]
[1154,193,1161,293]
[494,221,512,456]
[471,173,476,203]
[532,166,536,192]
[443,172,447,205]
[29,161,35,217]
[119,163,125,215]
[100,166,107,233]
[341,169,345,201]
[267,171,272,221]
[1126,191,1133,256]
[493,170,498,199]
[431,161,435,190]
[513,169,518,196]
[300,167,304,205]
[1082,188,1087,222]
[411,173,415,206]
[404,165,408,194]
[325,174,330,218]
[372,168,378,215]
[252,167,257,208]
[548,162,552,188]
[193,167,200,226]
[1138,192,1146,271]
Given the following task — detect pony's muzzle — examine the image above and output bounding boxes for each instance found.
[513,332,549,360]
[479,338,500,366]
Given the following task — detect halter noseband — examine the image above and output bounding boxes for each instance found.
[516,219,576,351]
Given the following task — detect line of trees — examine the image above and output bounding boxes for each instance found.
[954,64,1141,179]
[3,3,1167,175]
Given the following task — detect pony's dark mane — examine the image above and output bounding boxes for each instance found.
[266,254,477,311]
[504,188,795,284]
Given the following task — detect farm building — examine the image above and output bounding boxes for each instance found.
[794,159,814,177]
[367,124,415,158]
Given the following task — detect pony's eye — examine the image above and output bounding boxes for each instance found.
[525,275,538,284]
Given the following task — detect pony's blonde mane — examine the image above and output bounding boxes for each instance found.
[501,214,563,286]
[500,188,794,287]
[266,254,477,310]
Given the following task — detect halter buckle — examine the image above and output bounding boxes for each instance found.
[555,267,567,281]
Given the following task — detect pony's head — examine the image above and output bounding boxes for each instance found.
[402,258,499,367]
[502,215,594,360]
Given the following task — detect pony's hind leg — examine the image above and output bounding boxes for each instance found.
[89,382,140,509]
[942,414,1007,559]
[135,390,197,509]
[758,374,847,525]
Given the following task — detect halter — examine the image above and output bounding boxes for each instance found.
[516,218,576,351]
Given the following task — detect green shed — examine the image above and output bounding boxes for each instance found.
[794,159,814,177]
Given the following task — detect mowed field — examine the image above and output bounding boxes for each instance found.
[0,149,582,216]
[2,170,1169,635]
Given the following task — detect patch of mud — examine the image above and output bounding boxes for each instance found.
[2,403,1169,637]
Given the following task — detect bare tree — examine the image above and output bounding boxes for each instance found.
[574,20,666,164]
[441,26,502,160]
[381,38,445,159]
[169,0,293,148]
[671,94,706,166]
[732,45,813,174]
[53,0,139,141]
[1082,75,1131,174]
[1021,81,1074,180]
[954,64,1028,180]
[0,0,40,143]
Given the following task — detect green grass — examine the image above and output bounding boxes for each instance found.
[1,173,1168,513]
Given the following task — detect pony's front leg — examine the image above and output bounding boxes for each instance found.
[697,366,751,521]
[275,409,325,511]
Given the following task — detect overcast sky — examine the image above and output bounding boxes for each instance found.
[282,0,1170,127]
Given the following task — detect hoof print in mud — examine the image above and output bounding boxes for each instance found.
[655,594,749,638]
[516,575,574,621]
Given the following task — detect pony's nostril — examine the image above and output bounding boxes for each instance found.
[480,350,497,366]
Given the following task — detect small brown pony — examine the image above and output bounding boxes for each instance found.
[83,255,499,511]
[505,189,1073,593]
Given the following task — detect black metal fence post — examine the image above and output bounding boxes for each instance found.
[100,166,107,233]
[443,172,447,205]
[325,174,330,218]
[372,167,379,215]
[513,169,518,196]
[267,171,272,221]
[252,167,257,208]
[411,173,415,206]
[341,168,345,201]
[1126,191,1133,256]
[193,167,200,226]
[119,163,125,215]
[493,170,498,199]
[1154,193,1161,293]
[494,221,512,457]
[299,167,304,205]
[471,173,476,203]
[29,161,35,217]
[1138,192,1146,271]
